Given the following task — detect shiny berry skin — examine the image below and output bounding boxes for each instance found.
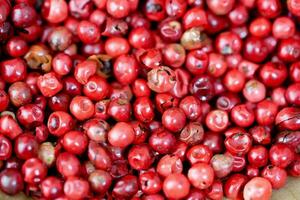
[188,163,214,189]
[83,75,110,101]
[52,53,72,76]
[128,144,154,170]
[48,26,72,51]
[216,31,242,55]
[186,144,212,164]
[165,0,186,18]
[179,95,202,121]
[255,100,278,126]
[64,177,89,200]
[22,158,47,184]
[74,60,97,84]
[6,37,29,57]
[272,17,295,39]
[139,171,162,195]
[189,75,215,102]
[47,111,74,137]
[77,21,100,44]
[0,115,22,139]
[259,62,288,88]
[224,174,247,199]
[223,69,246,92]
[182,7,207,30]
[11,3,37,28]
[62,131,88,155]
[8,81,32,107]
[0,134,12,160]
[243,36,269,63]
[37,72,63,97]
[158,19,182,43]
[211,153,234,178]
[286,83,300,106]
[257,0,281,18]
[112,175,138,198]
[108,122,135,148]
[149,128,176,154]
[261,165,287,189]
[17,104,44,128]
[277,37,300,62]
[144,0,166,21]
[63,76,82,96]
[113,54,139,85]
[288,0,300,17]
[107,98,132,122]
[14,133,38,160]
[185,50,208,75]
[0,58,27,83]
[157,154,183,177]
[207,0,235,15]
[231,104,255,127]
[207,53,228,78]
[0,90,9,112]
[88,141,112,170]
[163,173,190,199]
[56,152,80,177]
[275,107,300,131]
[243,79,266,103]
[106,0,130,19]
[132,79,151,97]
[249,17,271,38]
[225,132,252,156]
[243,177,272,200]
[42,0,68,23]
[41,176,63,199]
[162,43,186,68]
[70,96,94,120]
[206,110,229,132]
[0,169,24,195]
[269,143,295,168]
[247,145,268,168]
[129,27,155,49]
[88,170,112,194]
[290,61,300,83]
[105,37,130,58]
[162,107,186,132]
[133,97,155,123]
[216,93,240,112]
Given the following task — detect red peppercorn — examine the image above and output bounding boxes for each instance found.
[42,0,68,23]
[129,27,155,49]
[149,128,176,154]
[0,115,22,139]
[83,75,110,101]
[188,162,214,189]
[64,176,89,200]
[243,177,272,200]
[261,165,287,189]
[128,144,154,170]
[22,158,47,184]
[70,96,95,120]
[163,173,190,199]
[162,107,186,132]
[108,122,135,148]
[41,176,63,199]
[113,54,139,85]
[269,143,295,168]
[206,109,229,132]
[224,174,247,199]
[0,169,24,195]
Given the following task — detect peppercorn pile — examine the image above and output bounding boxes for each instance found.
[0,0,299,199]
